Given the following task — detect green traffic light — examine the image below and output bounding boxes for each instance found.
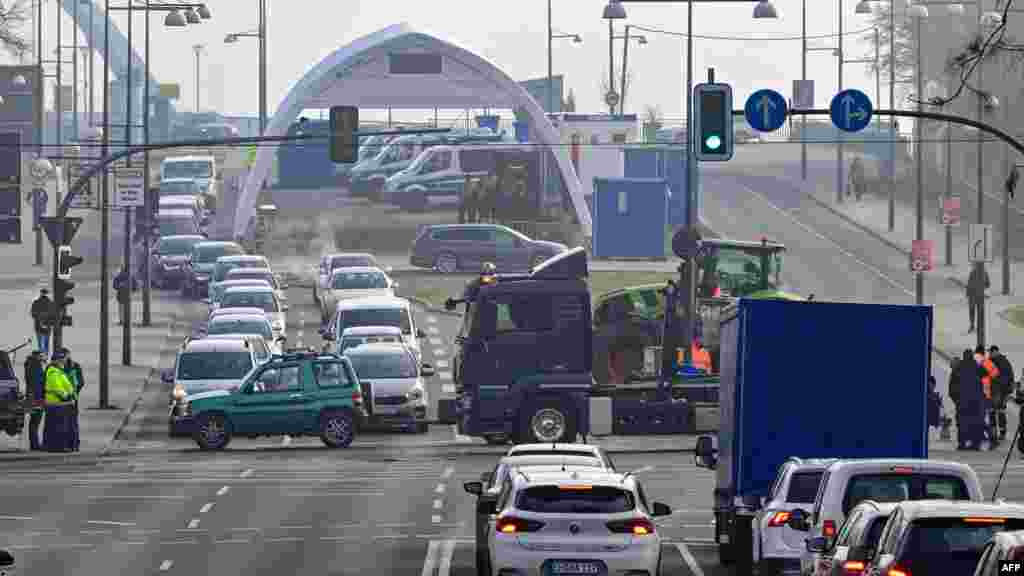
[705,134,722,150]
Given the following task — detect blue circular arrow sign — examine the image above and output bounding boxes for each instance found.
[830,89,873,132]
[744,89,788,133]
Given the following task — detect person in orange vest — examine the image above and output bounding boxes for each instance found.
[975,345,1001,448]
[691,339,712,374]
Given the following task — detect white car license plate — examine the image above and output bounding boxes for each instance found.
[548,561,601,575]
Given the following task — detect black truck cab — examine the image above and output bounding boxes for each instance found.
[448,248,593,444]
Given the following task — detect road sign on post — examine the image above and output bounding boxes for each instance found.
[114,167,145,207]
[67,164,95,210]
[941,196,961,227]
[793,80,814,109]
[744,89,788,133]
[829,89,873,133]
[911,239,934,273]
[969,223,994,263]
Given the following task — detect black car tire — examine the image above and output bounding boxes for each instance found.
[519,399,577,444]
[194,413,232,451]
[321,410,355,448]
[475,547,490,576]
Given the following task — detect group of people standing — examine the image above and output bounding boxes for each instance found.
[23,347,84,452]
[949,345,1017,451]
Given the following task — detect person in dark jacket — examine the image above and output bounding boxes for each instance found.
[29,289,52,355]
[928,376,942,430]
[948,355,961,441]
[989,345,1015,442]
[967,263,990,333]
[61,348,84,452]
[22,350,45,450]
[114,267,130,326]
[956,349,987,450]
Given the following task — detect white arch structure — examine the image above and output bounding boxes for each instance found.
[236,23,591,239]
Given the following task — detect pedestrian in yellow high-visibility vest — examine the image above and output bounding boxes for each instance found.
[43,350,75,452]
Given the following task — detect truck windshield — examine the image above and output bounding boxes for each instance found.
[516,486,635,514]
[698,246,782,298]
[164,161,212,179]
[348,353,417,379]
[176,351,253,380]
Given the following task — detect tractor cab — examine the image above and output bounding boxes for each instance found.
[695,237,785,299]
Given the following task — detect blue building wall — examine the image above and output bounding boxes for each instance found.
[591,177,668,259]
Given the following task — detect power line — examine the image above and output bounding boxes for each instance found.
[628,23,878,42]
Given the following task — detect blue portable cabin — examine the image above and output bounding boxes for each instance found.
[591,177,670,259]
[276,119,334,189]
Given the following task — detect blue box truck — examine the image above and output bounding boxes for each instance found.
[693,298,932,568]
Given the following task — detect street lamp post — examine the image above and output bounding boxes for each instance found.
[914,8,926,305]
[616,27,646,114]
[545,0,582,115]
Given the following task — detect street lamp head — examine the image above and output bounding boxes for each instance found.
[603,0,627,20]
[224,34,238,44]
[197,4,212,19]
[637,36,648,45]
[947,3,965,15]
[572,34,582,43]
[753,0,779,19]
[984,94,1000,111]
[184,8,201,24]
[11,74,26,87]
[907,4,928,19]
[164,10,187,27]
[855,0,874,15]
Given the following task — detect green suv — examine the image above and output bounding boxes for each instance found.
[185,350,366,451]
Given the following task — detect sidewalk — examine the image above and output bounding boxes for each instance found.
[0,285,196,459]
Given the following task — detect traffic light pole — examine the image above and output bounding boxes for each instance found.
[51,244,61,351]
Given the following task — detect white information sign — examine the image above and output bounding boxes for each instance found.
[793,79,815,110]
[114,167,145,207]
[67,164,96,209]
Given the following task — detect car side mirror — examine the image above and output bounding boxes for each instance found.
[276,336,287,343]
[789,509,811,532]
[464,481,484,496]
[805,536,829,553]
[694,434,717,470]
[160,369,174,384]
[651,502,672,517]
[420,363,435,378]
[416,329,427,339]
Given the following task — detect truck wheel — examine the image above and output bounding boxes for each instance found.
[194,413,232,451]
[321,410,355,448]
[434,252,459,274]
[521,401,577,444]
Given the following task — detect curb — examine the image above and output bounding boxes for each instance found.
[798,188,961,365]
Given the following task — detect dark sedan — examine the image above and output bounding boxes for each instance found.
[151,235,206,288]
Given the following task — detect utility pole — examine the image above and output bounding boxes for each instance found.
[547,0,553,113]
[142,5,152,326]
[914,15,924,306]
[976,0,987,349]
[607,19,615,114]
[123,0,133,365]
[620,25,631,115]
[888,0,896,231]
[34,0,43,267]
[100,0,111,408]
[193,44,203,113]
[836,0,845,204]
[258,0,267,134]
[73,0,79,142]
[801,0,807,180]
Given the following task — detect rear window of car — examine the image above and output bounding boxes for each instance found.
[517,486,635,514]
[900,517,1024,571]
[195,244,242,263]
[511,450,599,459]
[842,474,970,514]
[787,471,825,504]
[331,256,376,269]
[433,228,492,242]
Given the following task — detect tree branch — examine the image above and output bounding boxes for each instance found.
[0,1,31,57]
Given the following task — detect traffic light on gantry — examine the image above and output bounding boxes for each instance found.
[55,245,83,326]
[693,83,734,161]
[329,106,359,163]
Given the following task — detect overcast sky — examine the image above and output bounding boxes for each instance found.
[20,0,887,121]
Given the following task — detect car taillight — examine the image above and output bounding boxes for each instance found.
[767,511,791,527]
[496,517,545,534]
[606,518,656,535]
[351,390,362,405]
[823,520,837,538]
[843,560,866,573]
[886,565,909,576]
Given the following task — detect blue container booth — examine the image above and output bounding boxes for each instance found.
[622,147,691,226]
[591,177,669,259]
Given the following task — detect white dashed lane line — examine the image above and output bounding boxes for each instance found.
[426,326,440,335]
[429,337,443,346]
[441,467,453,480]
[217,486,230,496]
[432,348,447,357]
[442,384,455,394]
[433,499,443,510]
[240,469,254,478]
[187,519,200,529]
[159,560,174,571]
[434,359,449,369]
[200,502,215,514]
[435,484,446,494]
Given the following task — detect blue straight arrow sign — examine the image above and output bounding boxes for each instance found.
[744,89,787,133]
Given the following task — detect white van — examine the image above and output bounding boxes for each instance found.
[161,155,218,209]
[324,296,426,364]
[159,196,207,225]
[156,208,203,237]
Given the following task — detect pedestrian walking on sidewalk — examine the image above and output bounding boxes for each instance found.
[114,267,130,326]
[42,349,74,452]
[976,345,1001,448]
[989,345,1015,442]
[22,350,45,451]
[967,263,990,333]
[956,349,986,450]
[29,288,52,356]
[61,347,84,452]
[848,157,866,200]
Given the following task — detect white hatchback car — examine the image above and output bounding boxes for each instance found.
[219,285,288,340]
[487,467,672,576]
[205,314,285,354]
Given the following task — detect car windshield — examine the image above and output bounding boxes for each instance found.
[221,292,277,313]
[901,518,1024,573]
[176,351,253,380]
[516,486,635,514]
[230,271,276,287]
[339,308,411,334]
[332,271,389,290]
[159,219,196,236]
[195,244,241,264]
[347,352,417,379]
[340,334,402,352]
[164,161,212,179]
[208,320,272,340]
[215,260,265,282]
[787,472,825,504]
[161,181,199,195]
[157,237,200,255]
[331,256,376,270]
[215,282,267,301]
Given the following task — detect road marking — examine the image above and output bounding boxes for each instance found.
[439,371,453,381]
[188,518,200,529]
[433,499,443,509]
[434,359,450,369]
[740,182,913,297]
[214,538,251,544]
[200,502,215,514]
[442,384,455,394]
[240,468,254,478]
[264,536,303,543]
[282,491,394,497]
[432,515,442,523]
[429,337,443,346]
[217,486,230,496]
[435,484,446,494]
[438,539,456,576]
[674,542,705,576]
[282,435,293,447]
[86,520,135,526]
[0,515,33,520]
[426,315,438,323]
[441,467,454,479]
[634,465,654,474]
[420,540,441,576]
[160,540,199,546]
[433,348,447,357]
[81,529,114,535]
[427,325,440,334]
[87,495,189,500]
[159,560,174,571]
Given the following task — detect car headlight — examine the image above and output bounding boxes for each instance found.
[196,274,210,281]
[173,384,186,401]
[408,388,424,401]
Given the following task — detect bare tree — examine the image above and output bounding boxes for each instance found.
[599,68,635,109]
[643,104,663,129]
[0,1,31,57]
